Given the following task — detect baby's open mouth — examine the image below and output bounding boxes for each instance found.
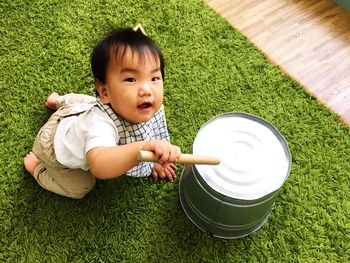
[138,102,152,109]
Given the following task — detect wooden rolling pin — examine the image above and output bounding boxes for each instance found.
[138,150,220,165]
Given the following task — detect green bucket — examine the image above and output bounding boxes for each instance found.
[179,113,291,239]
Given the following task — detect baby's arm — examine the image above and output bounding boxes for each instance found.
[86,140,180,179]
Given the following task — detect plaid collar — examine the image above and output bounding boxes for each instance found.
[95,99,169,177]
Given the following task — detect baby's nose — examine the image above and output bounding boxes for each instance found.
[139,82,152,96]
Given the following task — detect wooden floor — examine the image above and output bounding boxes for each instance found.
[206,0,350,126]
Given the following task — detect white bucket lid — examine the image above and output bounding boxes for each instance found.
[193,113,291,200]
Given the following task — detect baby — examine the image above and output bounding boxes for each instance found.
[24,27,181,199]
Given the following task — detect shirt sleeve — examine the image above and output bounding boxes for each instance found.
[55,107,119,170]
[83,108,119,153]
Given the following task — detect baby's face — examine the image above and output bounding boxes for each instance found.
[100,48,164,124]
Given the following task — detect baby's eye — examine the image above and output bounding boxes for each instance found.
[124,78,136,82]
[151,77,161,81]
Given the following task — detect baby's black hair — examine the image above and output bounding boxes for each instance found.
[91,28,164,86]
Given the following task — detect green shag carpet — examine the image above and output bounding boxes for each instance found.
[1,0,349,262]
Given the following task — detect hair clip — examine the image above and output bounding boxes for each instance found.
[133,24,147,36]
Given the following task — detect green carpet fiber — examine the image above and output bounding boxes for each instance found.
[1,0,349,261]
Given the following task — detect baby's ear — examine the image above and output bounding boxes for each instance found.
[133,24,147,35]
[95,80,110,104]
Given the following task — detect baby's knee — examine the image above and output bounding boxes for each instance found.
[69,189,93,199]
[68,178,96,199]
[70,192,90,199]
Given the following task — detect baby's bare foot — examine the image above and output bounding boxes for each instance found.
[45,92,60,109]
[24,151,40,176]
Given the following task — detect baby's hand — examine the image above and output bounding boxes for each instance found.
[152,163,177,182]
[142,140,181,164]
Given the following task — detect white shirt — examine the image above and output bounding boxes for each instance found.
[54,105,118,170]
[54,101,169,177]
